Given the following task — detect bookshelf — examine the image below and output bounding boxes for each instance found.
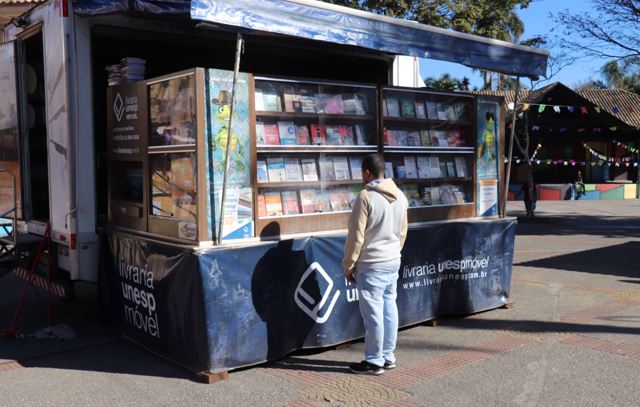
[380,86,477,220]
[252,76,379,236]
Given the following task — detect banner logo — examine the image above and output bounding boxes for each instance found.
[113,92,124,122]
[294,262,340,324]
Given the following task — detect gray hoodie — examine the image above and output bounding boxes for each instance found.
[342,178,408,273]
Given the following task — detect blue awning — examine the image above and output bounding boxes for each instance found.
[190,0,549,78]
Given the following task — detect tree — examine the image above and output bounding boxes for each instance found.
[600,58,640,94]
[423,74,470,91]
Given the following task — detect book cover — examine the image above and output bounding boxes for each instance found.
[278,121,296,145]
[299,189,318,213]
[264,124,281,145]
[281,190,301,215]
[392,130,408,146]
[446,104,457,121]
[333,156,351,180]
[266,157,287,182]
[383,129,393,146]
[284,158,303,182]
[403,156,418,179]
[265,192,283,216]
[301,158,319,182]
[416,156,430,179]
[436,103,448,120]
[283,87,303,112]
[385,162,394,178]
[310,124,327,145]
[385,96,401,117]
[415,101,427,119]
[340,126,355,145]
[430,186,441,205]
[427,157,441,178]
[342,94,366,115]
[254,89,265,111]
[420,187,432,206]
[299,88,317,113]
[402,184,420,207]
[255,122,266,145]
[316,191,332,212]
[329,188,351,211]
[446,160,456,178]
[425,100,438,119]
[355,125,368,145]
[326,126,343,145]
[325,94,344,114]
[256,160,269,183]
[400,97,415,118]
[396,165,406,179]
[455,157,468,178]
[295,125,311,145]
[406,131,420,146]
[347,185,362,207]
[257,194,267,217]
[349,156,363,180]
[262,89,282,112]
[318,158,336,181]
[316,93,328,113]
[419,130,432,146]
[439,161,449,178]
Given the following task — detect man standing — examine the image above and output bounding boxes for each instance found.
[343,154,408,375]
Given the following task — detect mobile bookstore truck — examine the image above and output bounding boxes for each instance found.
[0,0,548,378]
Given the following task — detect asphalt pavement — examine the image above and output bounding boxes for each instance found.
[1,199,639,406]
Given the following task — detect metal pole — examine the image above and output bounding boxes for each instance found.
[217,33,244,245]
[501,77,521,218]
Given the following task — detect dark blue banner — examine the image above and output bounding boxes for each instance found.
[101,218,516,373]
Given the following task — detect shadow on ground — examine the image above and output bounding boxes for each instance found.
[509,213,640,238]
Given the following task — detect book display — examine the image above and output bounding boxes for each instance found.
[253,77,378,236]
[381,87,476,222]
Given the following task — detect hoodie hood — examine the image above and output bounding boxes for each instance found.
[365,178,400,203]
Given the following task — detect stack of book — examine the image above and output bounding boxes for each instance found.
[257,122,370,146]
[121,57,146,83]
[256,185,362,218]
[256,156,364,183]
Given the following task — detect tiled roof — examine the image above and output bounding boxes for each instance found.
[577,89,640,128]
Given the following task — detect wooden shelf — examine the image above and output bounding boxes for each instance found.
[256,111,374,121]
[257,179,362,188]
[394,177,473,184]
[409,202,473,209]
[384,146,473,153]
[257,145,378,153]
[383,116,471,126]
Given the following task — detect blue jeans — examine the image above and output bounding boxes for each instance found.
[355,261,400,367]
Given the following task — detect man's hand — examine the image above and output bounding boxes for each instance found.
[344,271,356,284]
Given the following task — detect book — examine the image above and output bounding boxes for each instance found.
[264,124,280,145]
[281,190,300,215]
[430,186,441,205]
[325,94,344,114]
[310,124,327,145]
[343,94,366,114]
[329,188,351,211]
[283,87,303,112]
[300,189,318,213]
[284,158,303,182]
[392,130,408,146]
[326,126,343,145]
[417,156,430,179]
[256,160,269,183]
[318,158,336,181]
[254,89,265,111]
[419,130,432,146]
[383,129,393,146]
[425,100,438,119]
[420,187,432,206]
[404,156,418,179]
[301,158,319,182]
[333,156,351,180]
[255,122,266,145]
[257,194,267,217]
[315,93,328,113]
[439,160,449,178]
[385,162,394,178]
[265,192,283,216]
[385,96,401,117]
[400,97,415,118]
[402,184,421,207]
[446,104,457,121]
[295,125,311,145]
[455,157,468,178]
[347,185,362,207]
[355,125,368,145]
[349,157,363,180]
[430,130,448,147]
[436,103,448,120]
[406,131,420,146]
[278,121,296,145]
[396,166,406,179]
[262,88,282,112]
[299,88,317,113]
[316,191,332,212]
[446,160,456,178]
[427,157,441,178]
[266,157,287,182]
[415,101,426,119]
[340,126,355,145]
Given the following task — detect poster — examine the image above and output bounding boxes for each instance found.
[478,179,498,217]
[205,69,253,240]
[0,42,21,218]
[476,98,500,180]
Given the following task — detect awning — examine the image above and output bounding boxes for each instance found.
[190,0,549,78]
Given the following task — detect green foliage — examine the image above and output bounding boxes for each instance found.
[423,73,470,91]
[601,58,640,94]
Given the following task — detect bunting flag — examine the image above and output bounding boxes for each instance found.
[538,104,546,113]
[507,158,638,167]
[531,143,543,160]
[513,102,625,115]
[553,106,561,113]
[583,142,634,163]
[613,140,640,154]
[580,107,589,114]
[528,125,616,134]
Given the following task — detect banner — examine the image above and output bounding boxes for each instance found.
[102,218,516,373]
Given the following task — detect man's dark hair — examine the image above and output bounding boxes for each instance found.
[362,153,386,177]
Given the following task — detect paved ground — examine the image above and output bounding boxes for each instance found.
[1,200,639,406]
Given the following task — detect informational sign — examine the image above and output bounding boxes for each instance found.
[106,82,148,161]
[476,97,502,217]
[205,69,253,240]
[102,219,516,373]
[478,179,498,217]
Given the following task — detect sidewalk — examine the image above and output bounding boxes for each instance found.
[1,200,639,406]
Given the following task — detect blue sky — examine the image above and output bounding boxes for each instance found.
[420,0,606,89]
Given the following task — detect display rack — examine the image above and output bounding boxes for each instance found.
[252,76,379,236]
[380,86,476,222]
